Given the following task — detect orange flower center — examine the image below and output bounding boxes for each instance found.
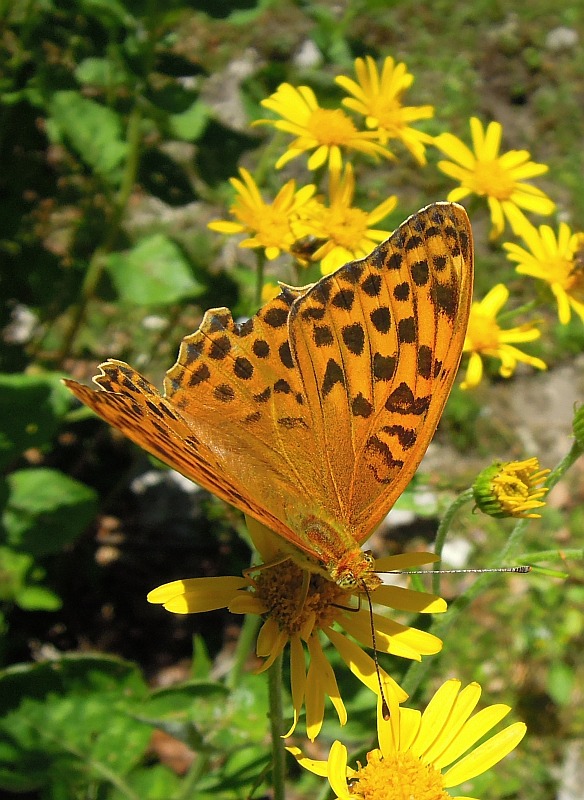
[308,107,359,144]
[467,159,515,199]
[350,749,449,800]
[254,560,348,636]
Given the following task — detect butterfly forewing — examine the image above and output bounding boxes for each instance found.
[288,202,473,541]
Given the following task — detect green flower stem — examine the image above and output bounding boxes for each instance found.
[176,752,211,800]
[432,488,474,595]
[526,548,583,564]
[544,439,583,491]
[255,250,266,308]
[268,651,287,800]
[57,104,143,364]
[226,612,261,691]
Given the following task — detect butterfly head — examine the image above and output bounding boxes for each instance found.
[328,549,382,593]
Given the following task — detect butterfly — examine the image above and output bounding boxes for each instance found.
[65,202,473,592]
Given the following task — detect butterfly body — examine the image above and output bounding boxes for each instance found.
[65,202,473,590]
[282,513,381,591]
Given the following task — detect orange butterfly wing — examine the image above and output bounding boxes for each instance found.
[65,202,473,563]
[289,201,473,542]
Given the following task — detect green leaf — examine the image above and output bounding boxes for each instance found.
[168,99,210,141]
[0,656,151,794]
[48,91,128,181]
[75,57,130,88]
[0,373,71,470]
[0,547,33,603]
[116,764,181,799]
[78,0,135,27]
[14,584,61,611]
[548,660,574,706]
[2,468,98,557]
[105,234,204,305]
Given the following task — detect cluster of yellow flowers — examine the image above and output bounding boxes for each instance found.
[209,55,583,393]
[135,55,580,798]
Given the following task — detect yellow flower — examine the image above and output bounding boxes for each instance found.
[289,679,526,800]
[255,83,394,173]
[461,284,546,389]
[207,168,316,260]
[301,163,397,275]
[504,221,584,324]
[148,517,446,741]
[473,457,550,519]
[336,55,434,165]
[261,281,281,302]
[435,117,555,239]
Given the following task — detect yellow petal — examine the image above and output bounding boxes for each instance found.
[324,626,408,702]
[283,635,306,738]
[375,552,438,572]
[442,722,526,787]
[328,741,353,800]
[285,745,329,777]
[423,682,482,764]
[434,704,512,769]
[410,679,461,758]
[373,584,447,613]
[147,576,248,609]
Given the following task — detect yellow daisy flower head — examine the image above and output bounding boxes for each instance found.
[255,82,395,174]
[207,167,316,260]
[504,220,584,325]
[461,283,546,390]
[473,457,550,519]
[300,163,397,275]
[148,516,446,741]
[336,55,434,165]
[435,117,555,239]
[289,678,527,800]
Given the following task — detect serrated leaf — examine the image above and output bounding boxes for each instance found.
[105,234,203,305]
[2,468,98,557]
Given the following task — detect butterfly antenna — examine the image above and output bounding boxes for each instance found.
[385,566,531,575]
[361,580,390,721]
